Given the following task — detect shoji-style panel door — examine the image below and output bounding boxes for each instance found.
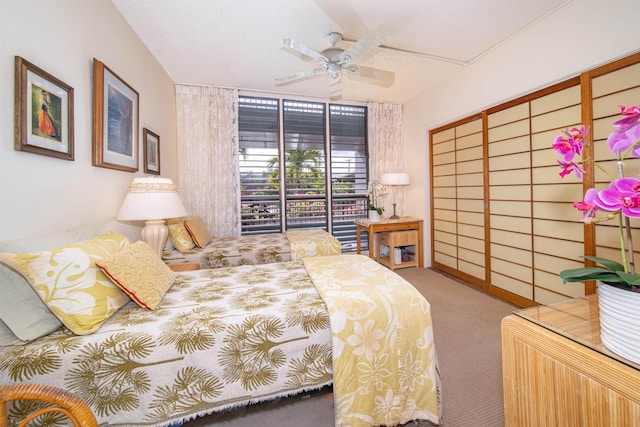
[487,103,535,304]
[590,58,640,279]
[487,80,585,307]
[431,116,486,289]
[428,52,640,308]
[431,127,458,272]
[529,85,586,305]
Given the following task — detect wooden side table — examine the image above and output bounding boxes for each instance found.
[355,216,423,268]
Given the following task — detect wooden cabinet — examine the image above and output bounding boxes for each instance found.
[502,296,640,426]
[377,230,418,270]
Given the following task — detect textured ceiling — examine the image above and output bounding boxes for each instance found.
[111,0,571,103]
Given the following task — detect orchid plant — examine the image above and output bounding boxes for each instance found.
[366,181,387,215]
[556,104,640,288]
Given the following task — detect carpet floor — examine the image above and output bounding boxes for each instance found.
[184,267,517,427]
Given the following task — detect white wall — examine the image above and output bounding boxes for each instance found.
[402,0,640,267]
[0,0,177,241]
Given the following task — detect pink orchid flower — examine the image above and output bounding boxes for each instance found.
[553,125,587,162]
[612,105,640,131]
[557,159,585,179]
[593,177,640,218]
[574,188,599,223]
[607,120,640,156]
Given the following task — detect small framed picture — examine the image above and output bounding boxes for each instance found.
[143,128,160,175]
[92,58,139,172]
[14,56,74,160]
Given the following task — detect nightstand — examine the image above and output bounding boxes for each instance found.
[355,216,423,268]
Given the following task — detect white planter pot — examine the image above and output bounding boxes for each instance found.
[598,282,640,365]
[368,210,381,222]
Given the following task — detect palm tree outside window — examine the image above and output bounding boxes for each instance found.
[238,96,369,251]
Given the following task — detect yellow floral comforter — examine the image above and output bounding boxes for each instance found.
[303,255,442,426]
[163,229,341,268]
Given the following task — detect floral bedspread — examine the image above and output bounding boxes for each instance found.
[285,229,342,261]
[303,255,442,426]
[0,255,439,427]
[163,229,341,269]
[0,261,333,427]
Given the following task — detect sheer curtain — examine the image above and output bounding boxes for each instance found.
[367,102,405,217]
[175,85,240,236]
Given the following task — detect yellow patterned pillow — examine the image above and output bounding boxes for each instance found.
[184,216,212,248]
[96,241,175,310]
[167,217,195,253]
[0,232,131,335]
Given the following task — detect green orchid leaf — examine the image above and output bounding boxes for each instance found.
[615,271,640,286]
[559,267,625,284]
[581,256,626,272]
[559,267,608,279]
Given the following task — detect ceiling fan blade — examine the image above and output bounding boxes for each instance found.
[275,68,326,86]
[339,33,385,64]
[281,38,327,63]
[344,65,395,88]
[329,74,342,101]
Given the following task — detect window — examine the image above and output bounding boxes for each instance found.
[329,104,368,248]
[238,96,368,251]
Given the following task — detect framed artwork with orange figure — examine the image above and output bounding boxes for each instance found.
[14,56,74,160]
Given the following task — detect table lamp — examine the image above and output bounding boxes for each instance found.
[117,177,188,256]
[379,172,410,219]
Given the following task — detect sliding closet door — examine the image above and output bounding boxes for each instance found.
[431,117,486,289]
[487,82,585,306]
[429,53,640,308]
[486,103,535,304]
[528,85,586,304]
[590,59,640,276]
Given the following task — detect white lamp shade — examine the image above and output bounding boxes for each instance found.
[379,172,410,186]
[117,177,188,221]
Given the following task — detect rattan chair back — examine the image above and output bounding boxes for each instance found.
[0,384,97,427]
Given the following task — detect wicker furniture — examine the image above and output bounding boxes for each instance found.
[502,295,640,426]
[0,384,97,427]
[167,261,200,272]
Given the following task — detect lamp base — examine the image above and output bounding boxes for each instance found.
[141,219,168,257]
[390,203,400,219]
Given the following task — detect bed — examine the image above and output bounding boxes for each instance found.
[163,224,343,269]
[0,231,440,427]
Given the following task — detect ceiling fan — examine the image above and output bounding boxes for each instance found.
[275,32,395,101]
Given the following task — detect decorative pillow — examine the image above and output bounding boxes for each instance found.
[0,231,131,335]
[0,228,106,342]
[96,241,176,310]
[167,217,195,253]
[184,216,212,248]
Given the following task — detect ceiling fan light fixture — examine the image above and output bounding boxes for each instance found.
[275,31,395,100]
[327,62,341,73]
[324,32,342,47]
